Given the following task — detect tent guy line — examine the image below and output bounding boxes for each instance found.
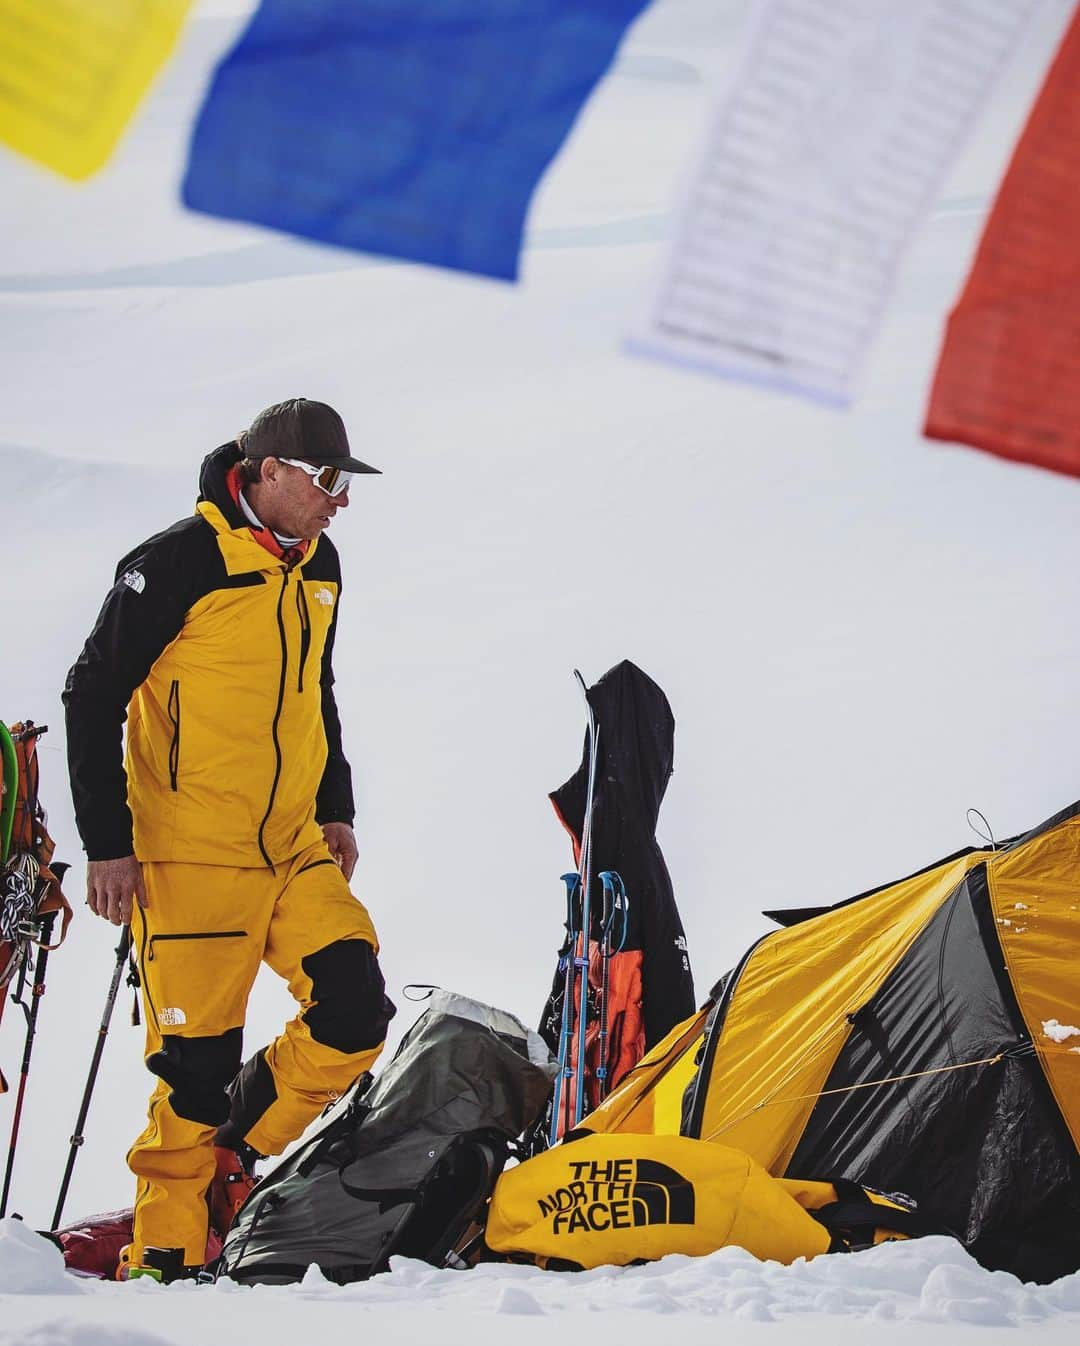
[704,1050,1011,1142]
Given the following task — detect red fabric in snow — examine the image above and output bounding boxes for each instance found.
[53,1208,223,1279]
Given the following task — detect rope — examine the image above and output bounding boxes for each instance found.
[713,1015,850,1127]
[0,855,37,943]
[402,984,439,1002]
[966,808,997,850]
[702,1052,1005,1142]
[0,853,39,990]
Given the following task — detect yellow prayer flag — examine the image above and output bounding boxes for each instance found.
[0,0,193,181]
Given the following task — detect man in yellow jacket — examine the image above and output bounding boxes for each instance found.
[64,399,395,1282]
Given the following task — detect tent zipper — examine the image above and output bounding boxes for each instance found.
[684,932,771,1138]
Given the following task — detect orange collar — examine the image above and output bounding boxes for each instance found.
[226,465,309,563]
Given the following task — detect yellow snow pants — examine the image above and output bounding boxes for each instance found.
[127,840,391,1266]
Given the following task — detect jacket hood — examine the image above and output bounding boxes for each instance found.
[551,660,675,837]
[198,441,247,528]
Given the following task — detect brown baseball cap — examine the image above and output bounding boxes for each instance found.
[242,398,381,474]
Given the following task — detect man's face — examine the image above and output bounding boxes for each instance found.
[260,459,351,539]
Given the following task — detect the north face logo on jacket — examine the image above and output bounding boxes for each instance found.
[313,587,334,606]
[537,1157,695,1234]
[122,569,146,594]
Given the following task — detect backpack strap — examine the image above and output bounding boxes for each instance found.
[810,1177,949,1251]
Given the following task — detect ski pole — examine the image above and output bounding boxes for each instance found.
[52,924,133,1230]
[0,906,58,1217]
[596,872,629,1104]
[548,872,581,1146]
[596,872,616,1105]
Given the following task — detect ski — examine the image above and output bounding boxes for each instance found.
[543,670,601,1145]
[547,871,581,1146]
[571,669,599,1127]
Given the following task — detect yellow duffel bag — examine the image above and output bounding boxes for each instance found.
[486,1133,833,1269]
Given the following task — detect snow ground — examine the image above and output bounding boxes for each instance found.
[2,1218,1080,1346]
[2,0,1079,1337]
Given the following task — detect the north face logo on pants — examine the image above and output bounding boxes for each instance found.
[537,1157,695,1234]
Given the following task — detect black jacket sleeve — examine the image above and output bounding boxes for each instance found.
[63,528,198,860]
[315,596,355,827]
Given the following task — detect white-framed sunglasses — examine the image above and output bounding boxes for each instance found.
[279,458,355,498]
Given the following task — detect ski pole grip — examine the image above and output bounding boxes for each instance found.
[597,871,616,928]
[13,723,47,743]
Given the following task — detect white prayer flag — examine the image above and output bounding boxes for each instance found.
[630,0,1037,406]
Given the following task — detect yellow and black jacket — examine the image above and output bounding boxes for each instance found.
[64,442,353,867]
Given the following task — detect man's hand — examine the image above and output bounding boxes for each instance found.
[322,822,358,882]
[87,855,148,926]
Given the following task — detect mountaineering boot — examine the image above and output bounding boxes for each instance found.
[207,1144,259,1238]
[116,1244,202,1283]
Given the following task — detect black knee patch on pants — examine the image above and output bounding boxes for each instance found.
[301,939,396,1053]
[216,1047,278,1152]
[147,1028,243,1127]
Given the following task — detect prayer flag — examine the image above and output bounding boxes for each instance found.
[924,6,1080,477]
[183,0,651,281]
[630,0,1037,406]
[0,0,192,181]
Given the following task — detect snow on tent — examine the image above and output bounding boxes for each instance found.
[562,801,1080,1283]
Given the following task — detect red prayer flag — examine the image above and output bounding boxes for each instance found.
[924,6,1080,476]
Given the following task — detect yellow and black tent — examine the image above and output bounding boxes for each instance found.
[576,801,1080,1282]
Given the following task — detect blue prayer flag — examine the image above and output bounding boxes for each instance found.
[182,0,652,281]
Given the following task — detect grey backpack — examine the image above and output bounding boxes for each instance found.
[218,991,557,1284]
